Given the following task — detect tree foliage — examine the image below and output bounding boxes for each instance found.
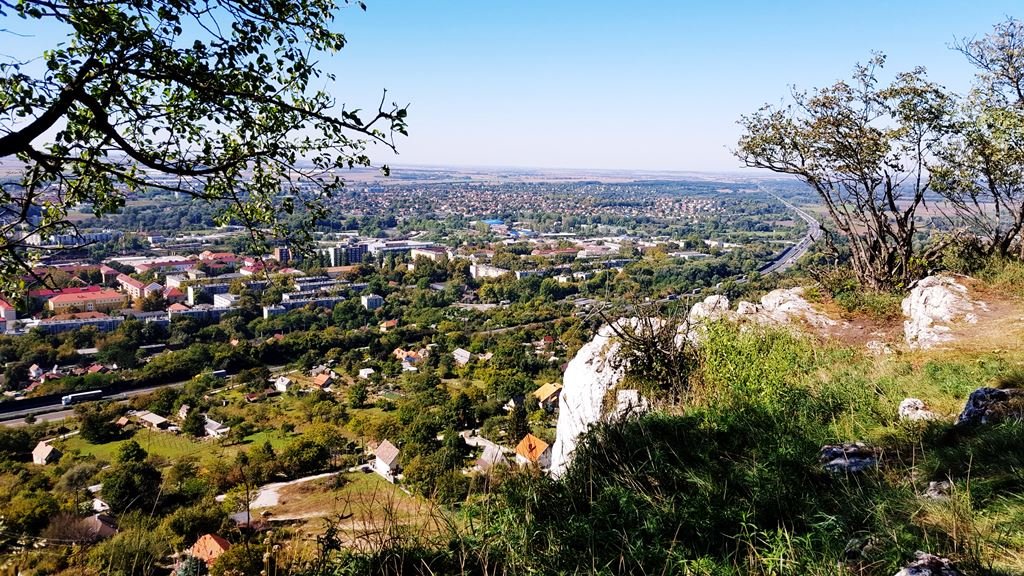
[0,0,407,290]
[737,54,951,290]
[739,19,1024,288]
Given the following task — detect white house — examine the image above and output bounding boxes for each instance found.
[273,376,292,393]
[358,368,375,380]
[204,416,230,438]
[373,440,401,481]
[452,348,472,366]
[32,441,61,465]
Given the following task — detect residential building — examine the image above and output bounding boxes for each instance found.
[361,293,384,310]
[82,514,118,541]
[204,416,230,438]
[273,376,292,393]
[373,440,401,481]
[514,433,551,469]
[190,534,231,567]
[452,348,472,366]
[273,246,292,263]
[117,274,163,300]
[48,288,127,313]
[474,443,509,473]
[410,246,448,262]
[0,298,15,331]
[533,382,563,409]
[138,411,170,430]
[33,314,124,334]
[212,293,240,308]
[32,441,61,465]
[469,263,510,280]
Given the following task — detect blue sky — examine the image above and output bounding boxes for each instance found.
[5,1,1022,172]
[328,1,1022,172]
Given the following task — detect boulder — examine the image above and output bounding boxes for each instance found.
[902,275,986,350]
[923,480,951,501]
[820,442,878,474]
[898,398,937,421]
[688,295,730,323]
[689,287,836,329]
[758,287,836,328]
[956,387,1024,426]
[893,552,964,576]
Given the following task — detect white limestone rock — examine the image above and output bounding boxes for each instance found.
[898,398,937,421]
[549,322,630,478]
[688,295,730,323]
[902,275,987,350]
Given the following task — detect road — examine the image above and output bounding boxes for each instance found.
[0,365,286,428]
[756,190,822,276]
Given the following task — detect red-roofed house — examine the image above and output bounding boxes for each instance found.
[514,434,551,469]
[117,274,162,300]
[190,533,231,566]
[0,298,15,329]
[163,286,185,303]
[29,285,103,303]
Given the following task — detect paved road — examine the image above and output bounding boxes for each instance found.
[0,365,286,427]
[764,193,822,274]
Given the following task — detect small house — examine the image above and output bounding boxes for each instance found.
[474,443,509,473]
[204,416,230,438]
[452,348,472,366]
[273,376,292,393]
[532,383,563,409]
[379,319,399,332]
[190,533,231,567]
[138,411,170,430]
[514,433,551,469]
[373,440,401,481]
[82,513,118,541]
[358,368,375,380]
[312,373,333,389]
[32,441,61,465]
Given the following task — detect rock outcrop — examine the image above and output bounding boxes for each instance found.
[902,275,986,350]
[688,287,835,329]
[956,387,1024,426]
[549,322,643,477]
[893,552,964,576]
[552,289,836,477]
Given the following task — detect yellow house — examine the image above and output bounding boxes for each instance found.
[48,289,127,313]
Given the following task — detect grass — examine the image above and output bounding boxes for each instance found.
[332,320,1024,576]
[59,428,210,464]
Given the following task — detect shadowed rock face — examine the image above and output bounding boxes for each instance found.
[819,442,879,474]
[902,275,987,350]
[956,387,1024,426]
[894,552,964,576]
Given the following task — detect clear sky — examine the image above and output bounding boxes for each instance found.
[4,1,1022,173]
[325,0,1022,172]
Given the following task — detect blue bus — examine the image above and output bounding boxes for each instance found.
[61,390,103,407]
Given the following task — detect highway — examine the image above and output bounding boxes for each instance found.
[758,190,822,276]
[0,365,286,428]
